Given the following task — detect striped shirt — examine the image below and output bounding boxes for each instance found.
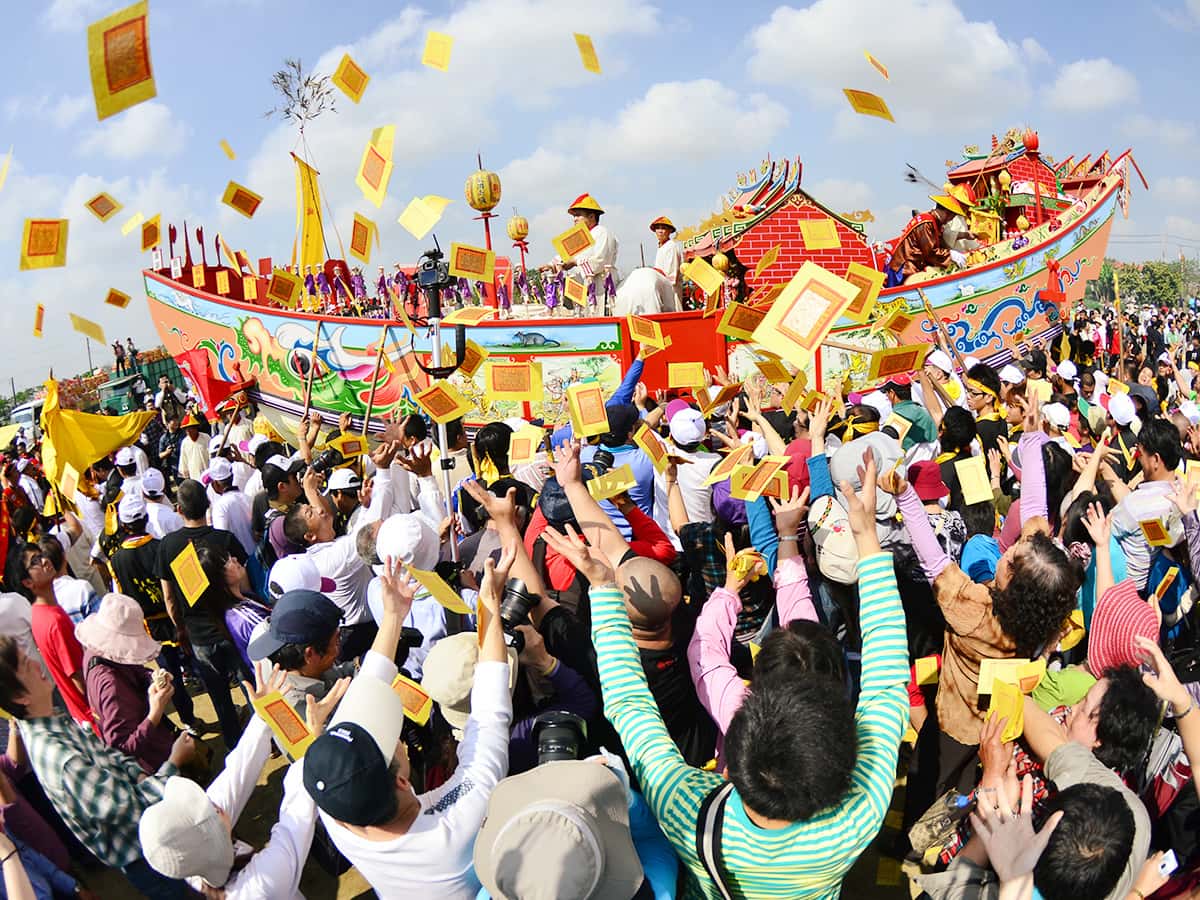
[591,552,908,899]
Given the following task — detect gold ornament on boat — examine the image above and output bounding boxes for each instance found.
[465,169,502,212]
[1015,214,1030,232]
[506,215,529,242]
[997,169,1011,192]
[711,252,730,273]
[842,210,875,223]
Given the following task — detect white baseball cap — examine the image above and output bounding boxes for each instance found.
[266,554,335,599]
[1056,360,1077,380]
[1108,392,1137,427]
[326,469,363,492]
[668,408,706,446]
[117,492,147,524]
[208,435,228,456]
[376,513,440,571]
[1042,402,1070,430]
[115,446,136,467]
[925,349,953,375]
[238,434,268,456]
[999,364,1024,386]
[264,454,304,474]
[142,468,166,496]
[202,458,233,485]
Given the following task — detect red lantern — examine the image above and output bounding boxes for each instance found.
[1022,129,1039,153]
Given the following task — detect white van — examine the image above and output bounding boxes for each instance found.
[9,399,44,442]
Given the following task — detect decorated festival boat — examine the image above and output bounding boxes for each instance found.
[142,128,1143,439]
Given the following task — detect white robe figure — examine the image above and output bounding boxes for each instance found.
[556,224,619,313]
[613,268,675,317]
[942,214,981,254]
[653,238,684,310]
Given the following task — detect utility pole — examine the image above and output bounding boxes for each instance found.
[85,338,94,374]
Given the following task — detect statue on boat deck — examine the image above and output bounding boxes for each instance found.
[883,191,970,287]
[540,193,619,314]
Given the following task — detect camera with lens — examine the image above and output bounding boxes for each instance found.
[498,577,540,653]
[416,245,452,291]
[591,449,614,473]
[533,710,588,764]
[310,447,344,475]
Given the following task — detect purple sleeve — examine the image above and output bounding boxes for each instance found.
[1017,431,1050,525]
[544,660,600,722]
[897,486,951,581]
[1182,512,1200,578]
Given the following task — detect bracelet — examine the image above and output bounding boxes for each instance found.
[0,850,15,866]
[1132,890,1146,900]
[665,480,678,485]
[1174,700,1195,719]
[778,535,799,543]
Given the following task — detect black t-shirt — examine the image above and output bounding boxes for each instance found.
[155,525,247,646]
[111,536,169,629]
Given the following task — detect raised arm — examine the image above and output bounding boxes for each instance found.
[554,439,633,570]
[890,478,952,582]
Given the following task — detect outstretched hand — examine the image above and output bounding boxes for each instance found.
[379,556,419,621]
[839,451,878,540]
[305,676,350,736]
[551,439,584,487]
[769,484,809,535]
[541,524,616,585]
[969,775,1062,886]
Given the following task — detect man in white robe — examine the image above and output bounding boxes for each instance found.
[544,193,619,315]
[650,215,683,311]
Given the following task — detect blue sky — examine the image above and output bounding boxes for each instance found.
[2,0,1198,387]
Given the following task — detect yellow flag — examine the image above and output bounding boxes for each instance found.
[87,1,157,120]
[69,313,105,344]
[292,153,324,273]
[332,53,370,103]
[38,379,156,491]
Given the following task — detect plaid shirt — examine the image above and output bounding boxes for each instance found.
[19,714,177,868]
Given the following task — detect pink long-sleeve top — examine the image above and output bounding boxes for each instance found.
[687,555,818,766]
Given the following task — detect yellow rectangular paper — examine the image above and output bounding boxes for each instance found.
[332,52,370,103]
[587,464,637,502]
[574,33,601,74]
[915,655,939,685]
[85,191,122,222]
[265,268,303,308]
[443,306,495,325]
[699,383,743,417]
[627,314,666,349]
[104,288,131,309]
[414,380,472,424]
[0,146,9,195]
[751,262,858,369]
[169,541,210,607]
[391,673,433,725]
[781,371,808,414]
[356,125,395,208]
[753,244,780,279]
[19,219,69,270]
[703,443,755,486]
[843,88,894,122]
[977,657,1046,695]
[141,214,161,252]
[215,270,230,295]
[668,362,705,389]
[1140,518,1173,547]
[459,339,488,378]
[508,426,545,466]
[221,181,263,219]
[252,691,314,758]
[955,455,992,505]
[879,306,917,336]
[987,679,1025,743]
[349,212,376,264]
[755,358,794,384]
[32,304,44,339]
[883,411,913,444]
[120,211,144,236]
[717,302,767,342]
[398,195,450,241]
[732,455,791,502]
[408,566,472,614]
[683,257,724,297]
[69,313,105,345]
[485,361,542,402]
[87,1,157,121]
[864,50,889,80]
[1028,378,1052,406]
[59,463,80,499]
[448,243,495,282]
[867,344,929,382]
[633,423,669,473]
[191,264,205,289]
[219,139,235,160]
[422,31,454,72]
[566,382,609,438]
[799,218,841,251]
[552,223,594,262]
[843,263,885,324]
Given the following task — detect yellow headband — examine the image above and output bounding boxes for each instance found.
[843,417,879,438]
[967,378,999,401]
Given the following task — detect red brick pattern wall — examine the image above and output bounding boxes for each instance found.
[733,196,878,284]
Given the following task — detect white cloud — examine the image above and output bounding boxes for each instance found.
[745,0,1037,130]
[808,178,874,212]
[1021,38,1051,66]
[1043,58,1138,113]
[41,0,109,32]
[1165,215,1200,241]
[1121,114,1197,148]
[4,94,90,130]
[1157,176,1200,208]
[77,102,189,161]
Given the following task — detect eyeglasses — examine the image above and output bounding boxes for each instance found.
[966,388,988,399]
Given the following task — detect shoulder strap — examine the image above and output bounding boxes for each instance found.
[695,781,737,900]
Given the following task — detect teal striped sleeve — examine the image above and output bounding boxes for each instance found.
[590,584,720,845]
[846,552,910,827]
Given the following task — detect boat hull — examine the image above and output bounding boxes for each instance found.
[142,171,1120,435]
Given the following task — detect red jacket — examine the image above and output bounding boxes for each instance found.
[525,505,677,591]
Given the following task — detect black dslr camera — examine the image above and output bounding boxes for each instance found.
[498,577,541,653]
[310,447,344,475]
[533,710,588,764]
[416,241,452,291]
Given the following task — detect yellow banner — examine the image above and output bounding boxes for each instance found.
[293,153,325,272]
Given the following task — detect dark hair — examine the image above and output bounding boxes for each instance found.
[1042,442,1075,532]
[443,418,465,450]
[194,544,236,612]
[254,441,284,470]
[1094,665,1160,774]
[0,637,29,719]
[13,544,41,586]
[966,363,1002,399]
[959,500,996,538]
[1137,418,1182,471]
[36,536,64,574]
[1034,783,1134,900]
[283,502,311,546]
[403,415,428,442]
[724,674,855,822]
[1080,339,1095,359]
[939,407,977,453]
[474,422,513,475]
[753,620,844,688]
[268,630,338,671]
[847,403,880,424]
[1061,491,1112,547]
[176,479,209,520]
[991,532,1084,658]
[10,506,35,539]
[885,382,911,402]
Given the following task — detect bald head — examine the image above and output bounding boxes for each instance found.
[617,557,681,628]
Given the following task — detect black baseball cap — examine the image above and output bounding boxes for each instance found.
[1019,349,1048,375]
[248,589,341,661]
[303,722,398,826]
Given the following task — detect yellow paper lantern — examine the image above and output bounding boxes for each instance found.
[1015,213,1030,232]
[997,169,1012,192]
[506,215,529,242]
[711,252,730,273]
[465,169,502,212]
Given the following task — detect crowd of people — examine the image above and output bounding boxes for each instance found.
[0,302,1197,898]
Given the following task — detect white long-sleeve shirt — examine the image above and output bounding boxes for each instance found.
[188,716,313,899]
[317,655,512,900]
[211,489,256,556]
[654,238,684,309]
[557,223,619,306]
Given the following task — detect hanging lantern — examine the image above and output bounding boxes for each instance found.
[465,169,502,212]
[997,169,1012,192]
[1015,213,1030,232]
[1022,129,1040,153]
[711,251,730,273]
[506,215,529,242]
